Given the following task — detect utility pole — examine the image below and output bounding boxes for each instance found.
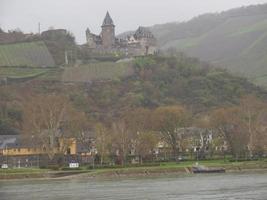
[38,22,41,35]
[65,51,69,65]
[5,145,8,166]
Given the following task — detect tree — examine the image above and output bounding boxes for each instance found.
[211,107,249,160]
[239,96,267,156]
[63,110,92,155]
[134,131,159,164]
[152,105,191,161]
[22,94,82,160]
[111,120,131,166]
[95,123,111,165]
[123,108,151,131]
[211,96,267,159]
[123,108,159,163]
[0,86,21,134]
[193,115,225,159]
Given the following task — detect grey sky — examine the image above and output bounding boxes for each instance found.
[1,0,267,43]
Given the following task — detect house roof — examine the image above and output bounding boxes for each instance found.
[0,135,42,149]
[0,135,19,149]
[134,26,155,39]
[102,11,114,27]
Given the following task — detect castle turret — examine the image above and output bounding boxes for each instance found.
[86,28,96,48]
[101,11,115,48]
[133,27,157,55]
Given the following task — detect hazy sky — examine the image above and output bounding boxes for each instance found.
[1,0,267,43]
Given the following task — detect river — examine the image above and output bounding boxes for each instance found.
[0,172,267,200]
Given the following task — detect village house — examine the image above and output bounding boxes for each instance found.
[0,135,92,168]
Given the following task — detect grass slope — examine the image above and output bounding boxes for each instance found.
[62,62,134,82]
[0,41,55,67]
[149,4,267,87]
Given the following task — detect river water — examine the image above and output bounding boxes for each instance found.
[0,172,267,200]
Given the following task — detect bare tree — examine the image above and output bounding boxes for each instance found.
[239,96,267,156]
[95,123,111,165]
[124,108,159,163]
[211,107,249,160]
[152,105,191,161]
[134,131,159,164]
[112,120,131,166]
[22,94,81,160]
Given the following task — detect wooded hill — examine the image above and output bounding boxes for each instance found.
[1,55,266,134]
[147,4,267,87]
[79,56,266,120]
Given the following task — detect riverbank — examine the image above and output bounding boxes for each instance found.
[1,159,267,180]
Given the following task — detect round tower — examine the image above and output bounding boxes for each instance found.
[101,11,115,48]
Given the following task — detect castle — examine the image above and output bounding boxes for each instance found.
[85,12,157,56]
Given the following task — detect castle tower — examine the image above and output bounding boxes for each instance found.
[86,28,96,48]
[101,11,115,48]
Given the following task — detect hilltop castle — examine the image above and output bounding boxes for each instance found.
[85,12,157,56]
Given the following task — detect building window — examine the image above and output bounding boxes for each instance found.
[67,148,71,155]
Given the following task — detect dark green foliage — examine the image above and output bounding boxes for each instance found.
[80,55,266,120]
[2,55,265,126]
[133,57,156,70]
[42,31,76,65]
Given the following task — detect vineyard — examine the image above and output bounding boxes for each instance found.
[0,41,55,67]
[0,67,49,78]
[62,62,134,82]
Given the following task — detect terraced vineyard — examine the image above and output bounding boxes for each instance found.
[147,4,267,87]
[0,41,55,67]
[62,62,134,82]
[0,67,49,78]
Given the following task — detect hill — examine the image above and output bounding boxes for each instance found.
[146,4,267,87]
[64,56,266,120]
[1,55,266,133]
[0,41,55,67]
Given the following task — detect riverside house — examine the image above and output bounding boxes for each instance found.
[0,135,92,168]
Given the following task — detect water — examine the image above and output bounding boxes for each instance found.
[0,172,267,200]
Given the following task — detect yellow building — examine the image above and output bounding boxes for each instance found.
[0,135,77,157]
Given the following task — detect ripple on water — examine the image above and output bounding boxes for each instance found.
[0,172,267,200]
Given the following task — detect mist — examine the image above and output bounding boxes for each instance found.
[1,0,267,43]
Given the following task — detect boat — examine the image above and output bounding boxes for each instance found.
[191,163,225,174]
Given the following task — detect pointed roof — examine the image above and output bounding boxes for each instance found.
[86,28,90,34]
[102,11,114,27]
[134,26,155,39]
